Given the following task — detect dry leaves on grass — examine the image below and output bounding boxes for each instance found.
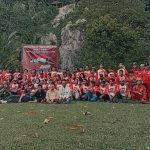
[73,116,77,119]
[43,118,50,124]
[112,118,121,124]
[43,117,54,124]
[96,109,100,112]
[147,147,150,150]
[32,133,39,138]
[83,111,92,116]
[23,111,37,116]
[0,118,4,120]
[30,111,37,115]
[112,105,115,109]
[83,105,88,109]
[69,124,84,130]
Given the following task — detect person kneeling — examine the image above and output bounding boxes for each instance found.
[46,82,59,104]
[58,80,72,104]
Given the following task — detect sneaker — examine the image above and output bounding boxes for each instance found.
[0,100,7,104]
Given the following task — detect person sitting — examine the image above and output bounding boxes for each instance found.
[35,84,46,103]
[99,81,110,102]
[132,78,148,104]
[0,82,9,102]
[115,69,129,84]
[106,78,118,102]
[46,82,59,104]
[117,63,128,76]
[72,79,81,100]
[113,80,131,103]
[97,64,107,79]
[58,79,72,104]
[9,79,19,95]
[87,82,98,102]
[1,79,20,103]
[80,80,88,100]
[19,89,36,103]
[0,82,5,100]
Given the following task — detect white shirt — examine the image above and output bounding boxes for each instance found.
[58,85,71,99]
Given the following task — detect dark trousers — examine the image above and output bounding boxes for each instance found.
[113,92,127,103]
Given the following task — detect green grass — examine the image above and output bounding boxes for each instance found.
[0,102,150,150]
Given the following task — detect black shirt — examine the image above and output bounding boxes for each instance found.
[35,89,46,102]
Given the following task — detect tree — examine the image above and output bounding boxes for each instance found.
[0,0,58,69]
[80,15,145,69]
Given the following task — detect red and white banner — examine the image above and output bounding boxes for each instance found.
[22,45,58,71]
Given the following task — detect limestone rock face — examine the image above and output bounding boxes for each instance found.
[40,33,57,45]
[59,22,84,69]
[52,4,74,28]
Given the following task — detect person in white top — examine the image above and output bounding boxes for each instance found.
[58,79,72,104]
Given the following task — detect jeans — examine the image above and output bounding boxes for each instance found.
[87,91,97,102]
[101,94,110,102]
[6,95,20,103]
[57,97,72,104]
[113,92,127,103]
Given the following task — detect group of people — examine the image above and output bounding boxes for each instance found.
[0,63,150,104]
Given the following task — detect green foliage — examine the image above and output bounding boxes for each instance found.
[0,0,150,69]
[60,0,150,68]
[0,0,58,69]
[80,15,146,69]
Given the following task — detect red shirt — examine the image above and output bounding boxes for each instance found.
[99,86,107,95]
[97,69,107,79]
[106,84,118,97]
[132,84,147,99]
[118,84,130,97]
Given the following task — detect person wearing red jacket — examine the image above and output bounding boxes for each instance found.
[51,67,57,77]
[128,71,137,89]
[97,64,107,79]
[0,70,3,82]
[84,65,91,78]
[99,81,110,102]
[132,78,148,104]
[115,69,129,84]
[10,79,19,95]
[80,79,89,100]
[107,69,117,81]
[130,62,139,72]
[76,67,84,78]
[87,82,98,102]
[142,67,150,98]
[117,63,128,76]
[106,78,119,102]
[13,68,20,78]
[116,80,131,102]
[29,70,37,84]
[41,79,48,92]
[72,79,81,100]
[88,71,98,84]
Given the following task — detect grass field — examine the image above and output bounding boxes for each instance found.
[0,102,150,150]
